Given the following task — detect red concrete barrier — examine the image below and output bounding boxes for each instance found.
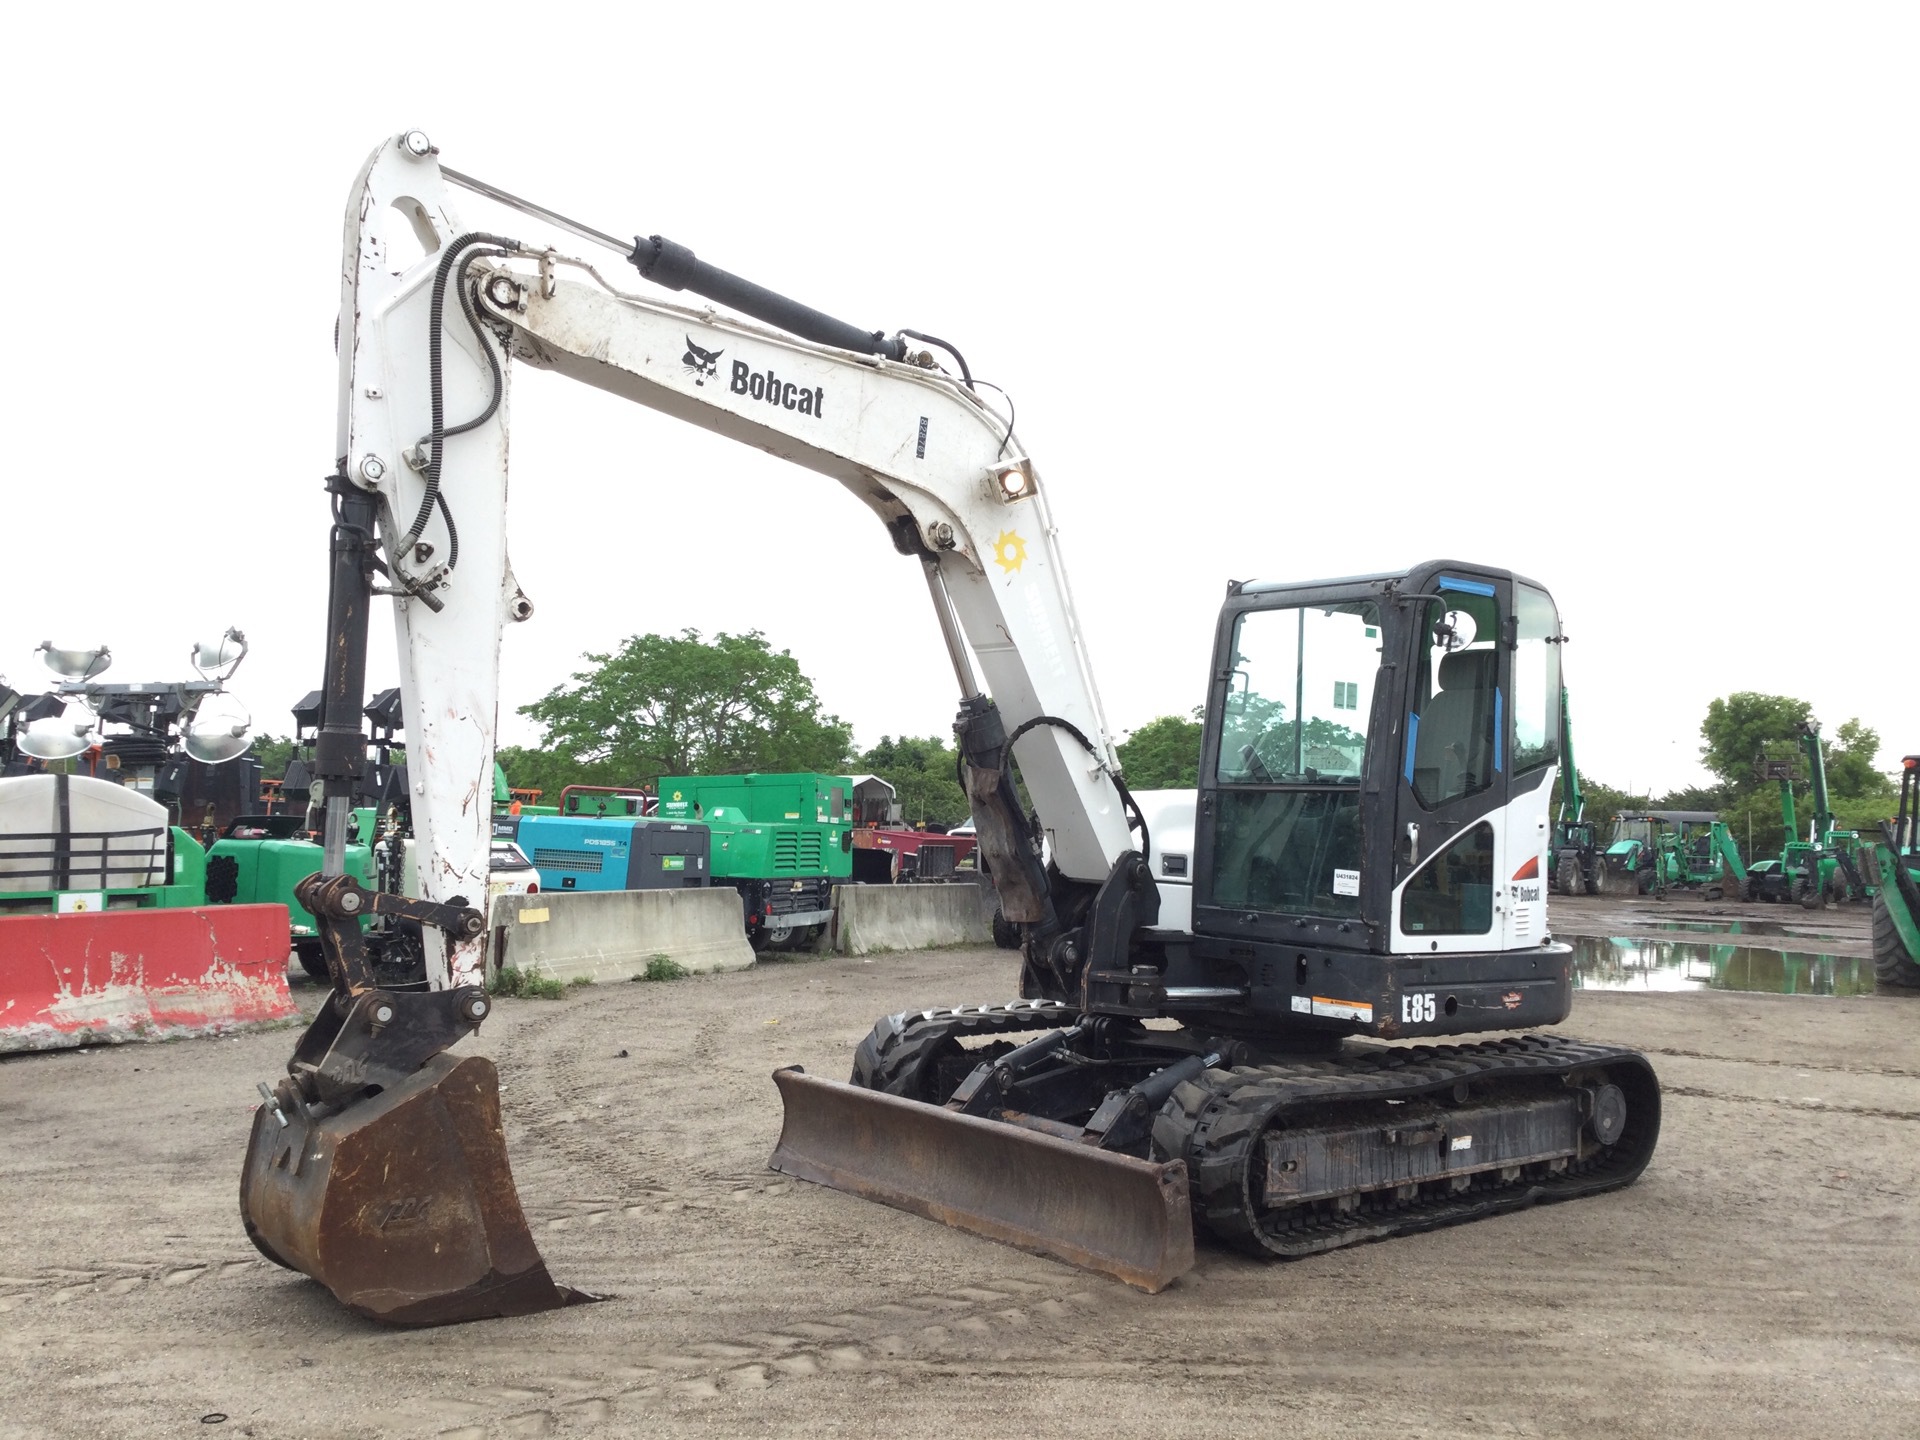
[0,904,296,1054]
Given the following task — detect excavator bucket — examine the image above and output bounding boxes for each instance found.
[769,1067,1194,1292]
[241,1052,584,1325]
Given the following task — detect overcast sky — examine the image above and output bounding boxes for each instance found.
[3,5,1911,797]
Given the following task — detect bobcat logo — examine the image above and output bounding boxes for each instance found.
[683,336,723,386]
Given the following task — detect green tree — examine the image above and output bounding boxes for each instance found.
[1550,770,1655,829]
[1118,712,1204,788]
[518,630,853,790]
[858,734,968,827]
[494,743,590,805]
[1825,719,1896,805]
[1653,783,1727,812]
[248,733,297,782]
[1699,692,1815,794]
[1694,695,1896,862]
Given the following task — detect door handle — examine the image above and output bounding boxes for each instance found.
[1404,822,1420,866]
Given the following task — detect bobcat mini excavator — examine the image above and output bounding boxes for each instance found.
[240,132,1661,1323]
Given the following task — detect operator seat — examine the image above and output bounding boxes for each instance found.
[1413,650,1496,803]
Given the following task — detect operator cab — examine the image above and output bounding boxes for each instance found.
[1182,560,1570,1038]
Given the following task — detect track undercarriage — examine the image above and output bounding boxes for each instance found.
[772,1002,1660,1289]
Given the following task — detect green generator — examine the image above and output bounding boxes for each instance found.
[656,773,854,949]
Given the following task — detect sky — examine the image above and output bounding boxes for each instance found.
[1,4,1912,797]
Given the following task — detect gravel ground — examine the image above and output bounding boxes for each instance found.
[2,940,1917,1439]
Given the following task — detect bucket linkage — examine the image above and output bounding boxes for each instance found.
[240,874,586,1325]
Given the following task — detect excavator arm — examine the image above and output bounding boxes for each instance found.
[1800,725,1835,843]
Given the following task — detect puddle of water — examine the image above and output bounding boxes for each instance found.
[1596,918,1839,941]
[1570,935,1874,997]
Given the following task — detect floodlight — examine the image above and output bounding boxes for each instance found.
[190,627,249,680]
[990,459,1036,502]
[182,695,253,765]
[364,687,405,733]
[18,707,96,762]
[37,642,111,682]
[291,690,325,731]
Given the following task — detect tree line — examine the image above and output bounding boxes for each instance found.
[248,630,1900,862]
[495,629,969,825]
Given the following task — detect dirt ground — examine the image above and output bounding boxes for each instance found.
[3,938,1917,1440]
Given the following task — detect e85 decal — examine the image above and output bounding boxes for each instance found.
[1400,992,1436,1024]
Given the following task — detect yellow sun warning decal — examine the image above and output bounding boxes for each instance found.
[992,530,1028,573]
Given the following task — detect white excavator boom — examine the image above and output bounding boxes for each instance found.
[334,132,1133,987]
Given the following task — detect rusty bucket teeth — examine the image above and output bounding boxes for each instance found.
[240,1052,590,1326]
[768,1067,1194,1293]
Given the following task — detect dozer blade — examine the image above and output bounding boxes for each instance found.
[769,1067,1193,1292]
[241,1052,586,1325]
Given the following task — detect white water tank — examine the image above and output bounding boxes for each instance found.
[0,774,171,893]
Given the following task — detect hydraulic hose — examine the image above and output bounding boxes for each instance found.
[404,231,519,562]
[998,714,1150,868]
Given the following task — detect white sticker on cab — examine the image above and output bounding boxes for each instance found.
[1332,868,1360,897]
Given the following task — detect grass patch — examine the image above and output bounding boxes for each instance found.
[490,964,565,1000]
[634,954,689,983]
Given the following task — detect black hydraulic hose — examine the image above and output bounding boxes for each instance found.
[998,714,1151,867]
[405,231,518,557]
[427,274,506,572]
[898,329,974,391]
[1111,770,1151,871]
[999,714,1096,769]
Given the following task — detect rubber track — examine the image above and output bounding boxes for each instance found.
[1150,1034,1661,1258]
[851,1001,1075,1098]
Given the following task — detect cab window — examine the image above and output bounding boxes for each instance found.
[1409,594,1499,808]
[1511,584,1561,775]
[1399,822,1495,935]
[1216,602,1382,785]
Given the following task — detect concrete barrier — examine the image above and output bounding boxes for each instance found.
[827,882,997,956]
[488,888,755,983]
[0,903,297,1054]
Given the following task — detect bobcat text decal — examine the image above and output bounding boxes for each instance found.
[732,360,824,417]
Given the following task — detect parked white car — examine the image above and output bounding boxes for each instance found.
[487,839,540,915]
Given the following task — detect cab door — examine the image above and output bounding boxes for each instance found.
[1390,572,1515,956]
[1498,581,1564,949]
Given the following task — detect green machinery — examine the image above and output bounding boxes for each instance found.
[1860,754,1920,987]
[656,772,854,949]
[206,807,379,977]
[1593,810,1734,898]
[1551,686,1599,895]
[1745,726,1871,909]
